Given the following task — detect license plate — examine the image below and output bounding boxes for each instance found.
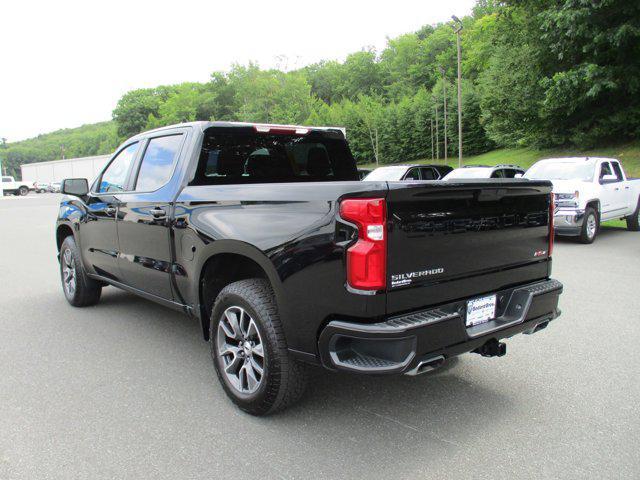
[466,294,497,327]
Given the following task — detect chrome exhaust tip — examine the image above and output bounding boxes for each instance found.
[405,355,445,376]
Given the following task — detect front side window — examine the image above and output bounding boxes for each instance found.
[135,135,183,191]
[600,162,612,179]
[98,143,139,193]
[404,168,420,180]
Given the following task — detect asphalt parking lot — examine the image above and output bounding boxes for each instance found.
[1,194,639,479]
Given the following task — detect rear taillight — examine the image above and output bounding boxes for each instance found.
[549,193,555,256]
[339,198,387,291]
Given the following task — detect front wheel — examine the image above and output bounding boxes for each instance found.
[578,207,598,244]
[626,198,640,231]
[210,279,307,415]
[18,186,29,196]
[59,236,102,307]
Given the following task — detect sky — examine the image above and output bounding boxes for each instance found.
[0,0,476,142]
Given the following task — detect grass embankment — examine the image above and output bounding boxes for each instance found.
[360,141,640,229]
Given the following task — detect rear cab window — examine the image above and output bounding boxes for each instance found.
[191,127,358,185]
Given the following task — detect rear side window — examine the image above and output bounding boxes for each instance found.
[192,129,358,185]
[611,161,624,181]
[491,169,505,178]
[98,143,139,193]
[135,135,183,191]
[420,167,437,180]
[2,177,10,183]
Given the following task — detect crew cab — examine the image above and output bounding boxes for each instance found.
[444,164,525,180]
[363,164,453,181]
[524,157,640,243]
[2,176,31,196]
[56,121,563,415]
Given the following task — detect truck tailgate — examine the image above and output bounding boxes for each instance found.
[385,180,553,314]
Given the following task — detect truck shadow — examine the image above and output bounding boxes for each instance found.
[95,287,517,460]
[555,224,629,244]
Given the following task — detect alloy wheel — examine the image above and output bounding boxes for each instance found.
[586,213,597,239]
[62,248,76,297]
[217,306,265,395]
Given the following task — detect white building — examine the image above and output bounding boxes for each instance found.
[21,154,111,185]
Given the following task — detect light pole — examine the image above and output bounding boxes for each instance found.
[439,66,447,163]
[430,118,434,161]
[434,102,439,160]
[452,15,463,167]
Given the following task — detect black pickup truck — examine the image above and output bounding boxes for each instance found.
[56,121,563,415]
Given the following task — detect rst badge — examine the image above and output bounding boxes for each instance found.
[391,268,444,288]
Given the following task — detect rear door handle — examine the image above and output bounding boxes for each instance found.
[150,207,167,218]
[105,205,117,215]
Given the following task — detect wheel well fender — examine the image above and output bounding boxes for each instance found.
[585,199,601,220]
[56,224,74,252]
[195,241,285,341]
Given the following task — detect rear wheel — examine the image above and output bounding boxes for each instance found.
[578,207,598,244]
[60,236,102,307]
[18,186,29,196]
[210,279,307,415]
[626,198,640,231]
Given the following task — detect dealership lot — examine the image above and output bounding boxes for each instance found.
[1,195,639,480]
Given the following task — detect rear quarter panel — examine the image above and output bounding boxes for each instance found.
[173,181,388,355]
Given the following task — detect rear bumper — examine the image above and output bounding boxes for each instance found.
[554,208,584,236]
[318,279,563,374]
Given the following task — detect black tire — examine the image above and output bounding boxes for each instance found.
[210,278,307,415]
[59,236,102,307]
[578,207,598,244]
[626,198,640,231]
[18,186,29,196]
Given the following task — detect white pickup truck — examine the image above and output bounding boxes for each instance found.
[524,157,640,243]
[1,176,32,196]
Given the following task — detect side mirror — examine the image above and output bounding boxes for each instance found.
[514,173,523,178]
[600,174,617,184]
[61,178,89,196]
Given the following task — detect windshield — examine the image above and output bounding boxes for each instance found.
[524,160,595,181]
[444,168,491,180]
[362,166,408,181]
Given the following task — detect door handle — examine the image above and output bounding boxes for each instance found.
[625,186,630,190]
[105,205,117,215]
[150,207,167,218]
[614,187,620,191]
